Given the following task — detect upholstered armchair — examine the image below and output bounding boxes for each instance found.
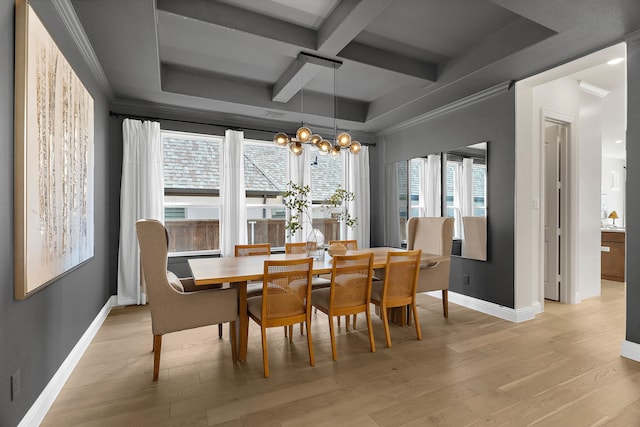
[462,216,487,260]
[406,217,455,317]
[136,219,238,381]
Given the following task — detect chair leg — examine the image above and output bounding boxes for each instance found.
[300,321,304,335]
[306,317,315,367]
[352,314,357,329]
[412,302,422,341]
[261,326,269,378]
[329,315,338,361]
[218,323,223,339]
[345,315,350,331]
[365,309,376,353]
[289,325,293,342]
[381,305,392,348]
[229,321,238,363]
[153,335,162,381]
[442,289,449,318]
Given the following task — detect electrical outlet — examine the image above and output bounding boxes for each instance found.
[463,274,470,285]
[11,370,21,401]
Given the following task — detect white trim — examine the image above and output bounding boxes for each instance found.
[18,296,117,427]
[51,0,112,96]
[621,340,640,362]
[425,290,536,323]
[383,81,511,134]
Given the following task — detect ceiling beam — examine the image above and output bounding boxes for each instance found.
[318,0,396,52]
[273,0,396,103]
[156,0,316,49]
[161,64,368,124]
[272,53,342,103]
[339,42,437,82]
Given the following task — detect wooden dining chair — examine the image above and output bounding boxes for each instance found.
[247,258,315,378]
[328,239,358,250]
[311,252,375,360]
[235,243,271,257]
[328,240,359,329]
[285,242,331,334]
[370,249,422,348]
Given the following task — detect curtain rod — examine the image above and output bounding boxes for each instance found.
[108,111,376,147]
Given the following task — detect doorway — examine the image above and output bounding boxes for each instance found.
[543,119,570,301]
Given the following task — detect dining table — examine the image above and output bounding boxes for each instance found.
[188,247,448,361]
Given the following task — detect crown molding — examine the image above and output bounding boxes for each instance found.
[627,29,640,45]
[51,0,112,97]
[381,81,512,135]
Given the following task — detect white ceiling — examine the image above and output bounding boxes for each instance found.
[521,43,627,160]
[67,0,639,144]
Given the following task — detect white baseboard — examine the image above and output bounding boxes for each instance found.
[424,290,536,323]
[19,296,117,427]
[621,340,640,362]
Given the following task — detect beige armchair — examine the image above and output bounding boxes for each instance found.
[406,217,455,317]
[462,216,487,260]
[136,219,238,381]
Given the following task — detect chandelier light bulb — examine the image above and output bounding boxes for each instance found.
[310,134,322,145]
[329,145,341,158]
[336,132,352,148]
[349,141,361,154]
[273,132,290,147]
[296,126,311,142]
[318,139,331,155]
[289,141,304,156]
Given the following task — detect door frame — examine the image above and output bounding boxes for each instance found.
[539,110,578,306]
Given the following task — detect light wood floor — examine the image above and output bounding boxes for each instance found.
[42,281,640,426]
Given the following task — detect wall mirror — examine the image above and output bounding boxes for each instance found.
[385,142,488,260]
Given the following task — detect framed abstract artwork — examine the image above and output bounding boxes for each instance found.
[14,0,95,299]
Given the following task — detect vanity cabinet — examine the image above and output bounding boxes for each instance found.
[601,231,625,282]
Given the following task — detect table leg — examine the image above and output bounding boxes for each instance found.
[232,281,248,361]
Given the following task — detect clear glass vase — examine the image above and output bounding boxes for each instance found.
[306,229,324,260]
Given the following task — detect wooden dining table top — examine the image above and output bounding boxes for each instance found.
[188,247,448,286]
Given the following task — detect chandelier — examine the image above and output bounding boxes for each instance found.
[273,53,361,158]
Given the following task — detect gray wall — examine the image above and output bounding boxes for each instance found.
[626,35,640,344]
[0,1,114,425]
[371,87,515,308]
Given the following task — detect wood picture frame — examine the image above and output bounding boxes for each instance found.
[14,0,95,299]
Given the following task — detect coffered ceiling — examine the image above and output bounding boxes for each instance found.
[69,0,640,140]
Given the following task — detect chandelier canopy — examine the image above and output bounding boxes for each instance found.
[273,52,361,158]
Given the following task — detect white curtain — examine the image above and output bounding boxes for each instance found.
[117,119,164,306]
[452,163,463,239]
[460,158,474,257]
[461,158,474,217]
[418,154,441,217]
[385,162,402,247]
[347,146,370,248]
[220,130,247,257]
[287,149,312,243]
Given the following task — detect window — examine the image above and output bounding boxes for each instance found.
[409,158,422,217]
[162,131,350,255]
[163,131,222,255]
[310,153,345,244]
[243,141,288,249]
